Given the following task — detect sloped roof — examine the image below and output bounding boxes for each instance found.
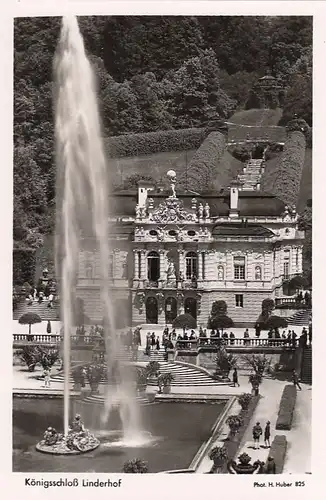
[212,223,275,237]
[109,190,286,218]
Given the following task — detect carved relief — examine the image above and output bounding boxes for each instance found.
[150,198,196,224]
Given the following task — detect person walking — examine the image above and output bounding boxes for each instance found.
[156,336,160,350]
[232,367,240,387]
[292,370,302,390]
[264,421,271,448]
[43,368,51,389]
[252,422,263,449]
[151,332,156,350]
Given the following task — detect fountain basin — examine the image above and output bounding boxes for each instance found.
[13,396,227,472]
[36,438,100,455]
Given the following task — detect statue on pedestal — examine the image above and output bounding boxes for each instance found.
[166,260,176,281]
[204,203,210,218]
[198,203,204,218]
[167,170,177,198]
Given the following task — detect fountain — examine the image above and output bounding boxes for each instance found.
[36,15,142,454]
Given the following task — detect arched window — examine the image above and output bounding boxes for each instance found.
[255,265,262,280]
[185,297,197,320]
[185,252,198,280]
[147,251,160,282]
[146,297,158,324]
[217,265,224,281]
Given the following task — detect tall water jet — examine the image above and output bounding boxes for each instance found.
[54,16,142,441]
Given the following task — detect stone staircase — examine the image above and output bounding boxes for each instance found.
[81,393,154,406]
[13,298,60,321]
[287,309,311,326]
[51,360,223,387]
[238,159,263,190]
[300,347,312,384]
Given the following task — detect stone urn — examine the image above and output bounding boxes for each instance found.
[227,453,263,474]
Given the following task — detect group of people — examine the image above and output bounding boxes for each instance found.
[252,420,271,449]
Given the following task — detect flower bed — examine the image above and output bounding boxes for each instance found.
[219,395,260,474]
[268,435,287,473]
[275,384,297,430]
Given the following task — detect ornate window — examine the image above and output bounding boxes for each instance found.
[185,252,198,280]
[217,265,224,281]
[255,265,262,280]
[234,256,245,280]
[147,251,160,282]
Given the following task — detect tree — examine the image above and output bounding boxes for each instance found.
[243,354,271,375]
[163,49,235,129]
[208,300,233,332]
[261,316,288,330]
[172,313,197,329]
[18,312,42,335]
[122,458,148,473]
[209,446,228,472]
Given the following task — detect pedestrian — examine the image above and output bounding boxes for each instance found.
[264,420,271,448]
[291,330,297,347]
[151,332,156,350]
[156,336,160,350]
[232,367,240,387]
[252,422,263,449]
[43,368,51,388]
[229,331,235,345]
[265,456,276,474]
[292,370,302,390]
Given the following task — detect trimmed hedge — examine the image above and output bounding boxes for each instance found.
[268,435,287,474]
[185,131,227,192]
[275,384,297,430]
[261,131,306,207]
[105,128,207,158]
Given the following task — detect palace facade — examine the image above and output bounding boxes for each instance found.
[75,172,304,328]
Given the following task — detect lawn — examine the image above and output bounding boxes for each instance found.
[229,108,283,127]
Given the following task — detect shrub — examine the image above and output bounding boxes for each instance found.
[249,373,263,387]
[275,384,297,430]
[106,128,207,158]
[237,393,252,411]
[214,349,237,378]
[122,458,148,473]
[211,300,227,316]
[158,372,174,387]
[262,298,275,315]
[261,130,306,207]
[208,315,234,331]
[172,313,197,329]
[209,446,228,471]
[244,354,271,375]
[19,346,39,371]
[268,435,287,473]
[145,361,160,377]
[226,415,244,436]
[262,316,288,330]
[185,131,226,192]
[229,143,254,162]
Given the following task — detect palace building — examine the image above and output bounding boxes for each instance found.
[76,171,304,328]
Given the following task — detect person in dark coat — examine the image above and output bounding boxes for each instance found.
[155,336,160,350]
[229,331,235,345]
[265,456,276,474]
[232,367,240,387]
[264,420,271,448]
[252,422,263,449]
[151,332,156,350]
[292,370,302,390]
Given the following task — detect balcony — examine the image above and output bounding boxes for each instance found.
[13,334,104,347]
[175,337,298,350]
[142,279,197,290]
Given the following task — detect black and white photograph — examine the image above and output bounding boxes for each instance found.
[11,11,313,477]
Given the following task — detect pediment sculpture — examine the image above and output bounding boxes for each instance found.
[150,198,196,224]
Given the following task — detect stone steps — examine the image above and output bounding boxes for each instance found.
[51,361,224,387]
[287,309,311,326]
[82,394,154,406]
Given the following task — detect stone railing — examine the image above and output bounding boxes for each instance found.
[13,334,104,346]
[143,279,197,290]
[176,337,299,349]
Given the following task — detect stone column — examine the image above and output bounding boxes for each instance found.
[264,251,272,281]
[198,251,203,280]
[298,247,303,274]
[140,250,147,280]
[226,251,233,281]
[178,249,186,277]
[133,250,139,280]
[159,249,166,281]
[246,252,253,281]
